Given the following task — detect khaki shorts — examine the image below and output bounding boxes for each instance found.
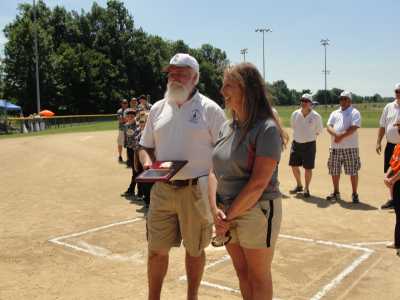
[117,130,124,146]
[147,177,213,257]
[229,198,282,249]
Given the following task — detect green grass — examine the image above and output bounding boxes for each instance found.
[0,120,116,139]
[276,104,382,128]
[0,103,385,139]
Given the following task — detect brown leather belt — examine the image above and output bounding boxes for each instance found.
[166,178,199,188]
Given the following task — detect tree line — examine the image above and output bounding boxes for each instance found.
[0,0,393,115]
[269,80,393,106]
[0,0,229,115]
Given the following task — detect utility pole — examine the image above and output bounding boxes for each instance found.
[33,0,41,114]
[255,27,272,81]
[320,39,330,109]
[240,48,248,62]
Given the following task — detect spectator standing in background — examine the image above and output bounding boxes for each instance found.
[326,91,361,204]
[289,93,323,198]
[376,83,400,210]
[117,99,129,163]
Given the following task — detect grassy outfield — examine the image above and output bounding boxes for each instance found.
[0,120,116,139]
[0,103,385,139]
[276,103,383,128]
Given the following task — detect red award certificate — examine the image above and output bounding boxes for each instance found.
[135,160,188,182]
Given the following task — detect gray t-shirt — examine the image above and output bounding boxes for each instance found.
[212,118,282,205]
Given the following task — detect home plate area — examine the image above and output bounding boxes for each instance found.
[49,218,376,300]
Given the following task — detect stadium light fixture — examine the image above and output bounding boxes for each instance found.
[255,28,272,81]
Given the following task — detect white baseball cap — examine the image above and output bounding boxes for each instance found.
[301,93,313,101]
[395,83,400,91]
[164,53,199,74]
[340,91,352,100]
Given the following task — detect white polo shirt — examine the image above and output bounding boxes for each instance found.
[140,91,226,180]
[290,109,323,143]
[327,106,361,149]
[379,101,400,144]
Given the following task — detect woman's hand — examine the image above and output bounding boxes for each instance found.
[215,219,230,236]
[213,208,230,236]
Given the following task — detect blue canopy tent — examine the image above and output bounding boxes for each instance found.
[0,100,22,133]
[0,99,22,112]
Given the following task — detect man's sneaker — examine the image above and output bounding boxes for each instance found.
[289,186,303,194]
[352,193,360,204]
[118,156,124,164]
[326,192,340,203]
[397,249,400,257]
[381,199,394,210]
[303,190,311,198]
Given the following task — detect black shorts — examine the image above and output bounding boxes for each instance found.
[384,143,396,173]
[289,141,316,169]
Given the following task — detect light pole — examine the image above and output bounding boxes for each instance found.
[240,48,248,62]
[255,27,272,81]
[33,0,41,114]
[320,39,330,108]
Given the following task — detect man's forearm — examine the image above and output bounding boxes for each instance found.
[326,126,336,137]
[377,127,385,144]
[342,126,359,138]
[138,147,155,167]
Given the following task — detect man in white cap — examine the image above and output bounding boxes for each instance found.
[326,91,362,203]
[376,83,400,210]
[139,53,226,300]
[289,93,323,197]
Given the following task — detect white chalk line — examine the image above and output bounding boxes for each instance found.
[351,241,392,246]
[49,218,143,242]
[279,234,373,252]
[48,218,144,262]
[182,234,375,300]
[334,256,384,300]
[309,250,373,300]
[49,220,378,300]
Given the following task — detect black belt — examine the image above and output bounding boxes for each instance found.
[166,178,199,188]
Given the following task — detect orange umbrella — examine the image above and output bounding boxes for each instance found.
[39,110,55,117]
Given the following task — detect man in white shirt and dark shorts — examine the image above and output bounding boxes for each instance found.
[326,91,361,203]
[376,83,400,210]
[139,53,226,300]
[289,93,323,197]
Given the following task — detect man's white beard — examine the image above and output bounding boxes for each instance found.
[165,82,191,105]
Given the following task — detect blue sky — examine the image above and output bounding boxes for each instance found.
[1,0,399,97]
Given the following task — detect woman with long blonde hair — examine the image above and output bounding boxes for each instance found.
[209,63,287,300]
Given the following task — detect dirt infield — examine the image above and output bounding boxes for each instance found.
[1,129,399,300]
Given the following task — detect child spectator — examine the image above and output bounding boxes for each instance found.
[121,109,140,197]
[134,111,153,209]
[384,132,400,257]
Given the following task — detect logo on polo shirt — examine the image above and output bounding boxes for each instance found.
[189,109,201,123]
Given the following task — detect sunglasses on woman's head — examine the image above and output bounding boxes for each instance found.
[211,231,232,247]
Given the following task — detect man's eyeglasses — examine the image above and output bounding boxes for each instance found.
[395,90,400,94]
[300,99,311,103]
